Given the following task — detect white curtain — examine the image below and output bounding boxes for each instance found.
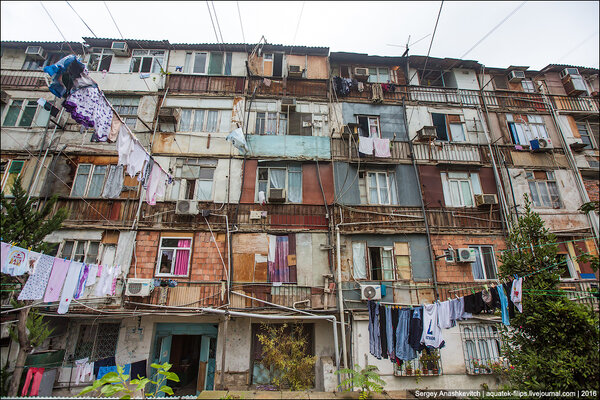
[269,169,286,189]
[352,242,367,279]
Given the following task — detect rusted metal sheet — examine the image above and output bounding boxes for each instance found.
[0,70,47,89]
[167,75,245,94]
[419,165,445,207]
[233,253,254,282]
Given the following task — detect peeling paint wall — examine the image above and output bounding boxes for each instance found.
[341,103,408,141]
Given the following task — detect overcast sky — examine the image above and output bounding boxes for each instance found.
[1,1,598,70]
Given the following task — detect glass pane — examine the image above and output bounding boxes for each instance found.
[184,53,193,74]
[85,242,99,264]
[450,123,465,141]
[389,173,398,205]
[193,109,205,132]
[470,247,484,280]
[141,57,153,73]
[269,169,286,189]
[378,174,389,204]
[258,168,268,181]
[18,102,37,127]
[3,101,22,126]
[206,110,218,132]
[278,113,287,135]
[158,249,174,274]
[199,167,214,180]
[449,181,461,206]
[538,182,551,207]
[88,54,101,71]
[151,57,164,73]
[130,57,141,73]
[180,109,192,131]
[161,238,180,247]
[266,112,277,135]
[224,52,232,75]
[196,180,213,201]
[368,173,377,190]
[381,249,393,280]
[478,340,490,361]
[60,241,75,259]
[193,53,207,74]
[528,181,540,206]
[208,52,224,75]
[547,182,561,208]
[481,246,497,279]
[74,241,86,262]
[461,181,473,207]
[288,170,302,203]
[99,55,112,71]
[72,165,91,197]
[255,112,265,134]
[87,165,107,198]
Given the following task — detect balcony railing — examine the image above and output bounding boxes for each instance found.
[1,69,48,89]
[331,138,411,161]
[549,95,599,113]
[126,281,226,308]
[229,284,334,310]
[248,76,328,99]
[235,203,329,231]
[49,198,139,228]
[408,86,480,106]
[483,90,548,111]
[166,74,245,94]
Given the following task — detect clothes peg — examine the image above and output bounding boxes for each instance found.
[471,288,476,295]
[484,284,488,290]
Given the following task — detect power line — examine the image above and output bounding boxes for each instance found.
[290,1,306,54]
[409,0,444,85]
[236,1,246,45]
[211,1,225,43]
[206,1,221,44]
[556,30,599,63]
[103,1,124,39]
[66,1,97,38]
[39,1,76,54]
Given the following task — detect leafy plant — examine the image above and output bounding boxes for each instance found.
[256,323,316,391]
[335,364,385,398]
[76,362,179,398]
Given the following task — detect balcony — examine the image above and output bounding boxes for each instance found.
[482,90,548,111]
[0,69,48,89]
[549,95,599,113]
[48,198,139,228]
[408,86,480,106]
[229,284,335,310]
[248,76,328,99]
[334,205,503,234]
[246,134,331,159]
[125,282,226,309]
[167,74,245,95]
[235,203,329,232]
[331,138,490,165]
[333,81,408,102]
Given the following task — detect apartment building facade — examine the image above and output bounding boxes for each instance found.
[1,38,598,395]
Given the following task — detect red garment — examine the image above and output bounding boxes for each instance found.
[22,367,45,396]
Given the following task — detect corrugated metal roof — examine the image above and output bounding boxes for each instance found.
[1,40,85,53]
[82,37,172,49]
[408,55,482,70]
[541,63,599,75]
[330,52,407,65]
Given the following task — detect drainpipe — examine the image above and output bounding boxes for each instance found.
[400,99,438,299]
[335,225,348,371]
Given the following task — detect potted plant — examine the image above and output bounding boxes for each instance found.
[405,364,413,376]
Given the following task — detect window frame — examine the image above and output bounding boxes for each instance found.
[155,236,193,277]
[365,171,398,205]
[507,114,549,145]
[469,245,498,281]
[521,79,535,93]
[178,108,220,133]
[106,96,140,129]
[576,122,596,149]
[367,67,390,83]
[129,49,165,74]
[367,245,395,281]
[254,111,288,135]
[556,253,577,280]
[72,322,121,362]
[87,48,114,72]
[2,99,49,128]
[255,165,302,203]
[431,112,466,142]
[526,170,562,209]
[461,323,505,375]
[170,159,216,202]
[441,172,480,208]
[356,115,381,138]
[1,159,26,195]
[58,240,101,264]
[70,164,115,198]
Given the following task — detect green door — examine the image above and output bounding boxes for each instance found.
[154,335,172,397]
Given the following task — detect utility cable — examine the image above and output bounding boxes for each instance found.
[236,1,246,45]
[289,1,306,55]
[103,1,124,39]
[206,1,221,45]
[211,1,225,43]
[39,1,76,54]
[66,1,97,38]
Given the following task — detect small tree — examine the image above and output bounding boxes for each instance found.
[256,323,317,390]
[1,176,68,396]
[335,364,385,399]
[498,196,599,391]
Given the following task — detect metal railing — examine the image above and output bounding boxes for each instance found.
[0,69,48,89]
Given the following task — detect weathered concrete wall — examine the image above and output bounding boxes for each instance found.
[246,135,331,159]
[295,232,331,287]
[341,103,408,141]
[406,105,487,144]
[166,50,247,76]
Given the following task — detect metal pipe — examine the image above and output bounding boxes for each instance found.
[335,226,349,370]
[27,108,65,202]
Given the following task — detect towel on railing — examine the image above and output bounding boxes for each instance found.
[374,138,391,158]
[358,136,374,155]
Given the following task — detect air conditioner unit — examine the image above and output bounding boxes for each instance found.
[360,284,382,300]
[125,278,153,296]
[281,97,296,111]
[416,126,437,141]
[287,65,303,77]
[176,200,199,215]
[474,194,498,207]
[111,41,131,57]
[25,46,46,60]
[563,75,588,96]
[158,108,180,124]
[354,67,369,81]
[444,249,455,263]
[457,248,477,263]
[268,188,286,202]
[530,138,554,152]
[559,68,580,80]
[508,70,526,82]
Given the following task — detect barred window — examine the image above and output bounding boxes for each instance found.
[394,349,442,377]
[461,323,506,374]
[106,96,140,129]
[72,323,120,362]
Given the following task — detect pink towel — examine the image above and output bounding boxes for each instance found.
[43,259,71,302]
[373,138,391,158]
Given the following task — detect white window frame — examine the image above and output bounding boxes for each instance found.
[21,52,65,71]
[367,246,395,281]
[170,160,216,202]
[106,96,139,129]
[70,164,114,198]
[469,245,498,280]
[155,236,193,277]
[178,109,220,133]
[1,159,25,195]
[526,170,562,209]
[576,122,596,149]
[441,172,480,207]
[506,114,549,145]
[521,79,535,93]
[185,51,208,74]
[59,240,101,264]
[367,67,390,83]
[461,323,504,375]
[129,49,165,74]
[255,165,302,203]
[365,171,397,205]
[2,99,49,128]
[356,115,381,138]
[255,111,288,135]
[87,48,114,72]
[557,253,577,280]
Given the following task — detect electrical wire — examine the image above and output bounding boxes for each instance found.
[236,1,246,45]
[211,1,225,43]
[103,1,124,39]
[39,1,76,54]
[418,0,444,84]
[289,1,306,55]
[66,1,97,38]
[206,1,221,45]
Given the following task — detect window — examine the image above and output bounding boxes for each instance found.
[21,52,65,71]
[507,114,548,145]
[368,67,390,83]
[184,51,232,75]
[526,170,561,208]
[431,113,466,141]
[352,242,401,281]
[394,242,411,280]
[357,115,380,138]
[87,48,113,72]
[156,237,192,276]
[72,323,120,362]
[1,160,25,195]
[394,348,442,376]
[60,240,100,264]
[461,323,505,375]
[369,246,394,280]
[256,165,302,203]
[178,109,220,133]
[2,99,49,127]
[470,246,497,280]
[441,172,481,207]
[170,158,216,201]
[364,171,398,205]
[106,96,139,129]
[71,164,119,198]
[576,122,594,149]
[129,49,165,73]
[255,112,287,135]
[556,253,577,280]
[521,79,535,93]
